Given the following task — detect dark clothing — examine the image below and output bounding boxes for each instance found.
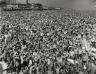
[0,63,3,74]
[21,61,28,68]
[15,59,21,73]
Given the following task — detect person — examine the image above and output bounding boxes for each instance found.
[79,70,84,74]
[1,59,8,74]
[0,63,3,74]
[31,64,37,74]
[90,63,96,74]
[28,57,33,68]
[15,59,21,74]
[21,57,28,72]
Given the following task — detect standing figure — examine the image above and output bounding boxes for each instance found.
[0,63,3,74]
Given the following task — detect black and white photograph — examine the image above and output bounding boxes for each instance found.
[1,0,96,74]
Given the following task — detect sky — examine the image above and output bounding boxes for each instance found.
[11,0,96,10]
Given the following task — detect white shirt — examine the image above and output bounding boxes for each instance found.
[47,59,51,65]
[0,61,8,74]
[67,59,75,64]
[57,57,62,63]
[29,60,32,66]
[33,52,37,56]
[1,61,8,70]
[20,56,24,64]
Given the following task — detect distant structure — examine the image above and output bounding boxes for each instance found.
[11,0,16,4]
[3,0,9,4]
[2,0,17,4]
[1,0,57,11]
[26,0,28,4]
[2,0,30,4]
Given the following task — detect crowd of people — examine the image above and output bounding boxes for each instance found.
[0,9,96,74]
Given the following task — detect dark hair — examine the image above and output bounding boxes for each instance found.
[0,58,2,61]
[3,58,7,62]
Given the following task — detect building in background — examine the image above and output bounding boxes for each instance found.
[2,0,16,4]
[2,0,29,4]
[3,0,10,4]
[10,0,16,4]
[1,0,48,11]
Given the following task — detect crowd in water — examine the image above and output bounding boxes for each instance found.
[1,9,96,74]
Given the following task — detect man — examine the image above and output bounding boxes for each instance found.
[0,63,3,74]
[14,57,21,74]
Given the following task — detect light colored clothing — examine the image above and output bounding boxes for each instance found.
[33,52,37,56]
[57,57,62,63]
[91,63,96,74]
[19,72,23,74]
[1,61,8,74]
[21,45,26,50]
[29,60,32,66]
[1,62,8,70]
[79,71,84,74]
[47,59,51,65]
[56,68,60,74]
[47,70,53,74]
[3,71,7,74]
[67,59,75,64]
